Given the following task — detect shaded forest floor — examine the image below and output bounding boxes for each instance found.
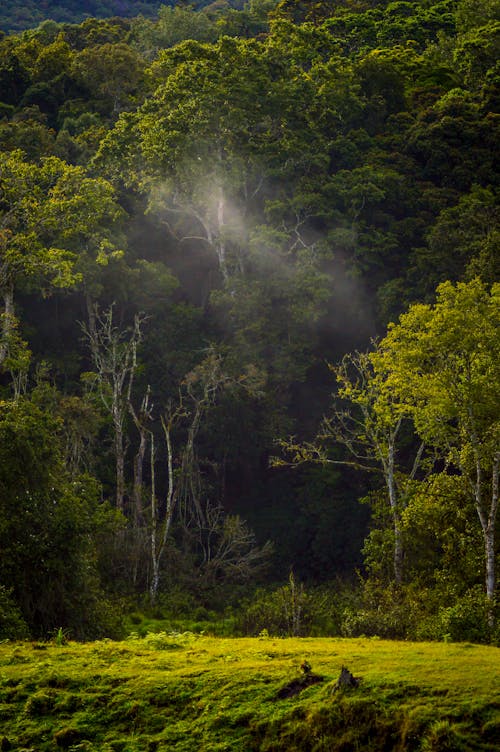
[0,635,498,750]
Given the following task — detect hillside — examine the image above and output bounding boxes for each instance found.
[1,636,499,750]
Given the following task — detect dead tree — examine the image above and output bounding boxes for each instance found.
[82,305,146,512]
[148,348,269,602]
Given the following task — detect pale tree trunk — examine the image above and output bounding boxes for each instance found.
[82,306,144,513]
[110,344,129,514]
[386,443,404,586]
[148,354,227,602]
[114,412,126,513]
[486,452,499,602]
[479,451,499,606]
[373,413,404,586]
[150,431,160,602]
[215,185,228,283]
[466,417,499,616]
[164,186,230,286]
[0,283,15,368]
[128,383,153,526]
[132,419,148,525]
[149,415,178,603]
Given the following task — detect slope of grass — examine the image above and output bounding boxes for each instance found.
[0,635,498,751]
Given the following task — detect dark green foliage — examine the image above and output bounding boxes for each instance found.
[0,1,250,33]
[0,586,29,640]
[0,399,124,639]
[0,1,163,33]
[238,575,354,637]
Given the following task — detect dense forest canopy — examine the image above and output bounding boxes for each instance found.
[0,0,498,642]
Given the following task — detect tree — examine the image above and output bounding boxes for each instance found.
[0,149,124,378]
[130,4,217,59]
[71,42,147,116]
[0,397,121,638]
[96,36,281,283]
[278,346,427,585]
[376,279,500,605]
[147,348,270,602]
[82,304,146,512]
[414,184,500,289]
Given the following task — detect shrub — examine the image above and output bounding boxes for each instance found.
[415,587,497,643]
[239,575,347,637]
[0,586,29,640]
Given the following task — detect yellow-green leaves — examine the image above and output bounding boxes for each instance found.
[0,150,123,369]
[377,278,500,450]
[376,279,500,600]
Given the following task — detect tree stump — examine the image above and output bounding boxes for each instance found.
[332,666,360,692]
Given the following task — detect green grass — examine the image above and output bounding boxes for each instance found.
[0,635,498,751]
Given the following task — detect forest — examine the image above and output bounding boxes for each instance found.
[0,0,499,644]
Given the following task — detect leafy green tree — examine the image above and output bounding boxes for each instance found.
[273,0,337,24]
[130,4,218,59]
[376,279,500,605]
[279,346,427,585]
[0,37,31,106]
[0,398,121,638]
[412,184,500,291]
[71,42,148,117]
[0,109,57,160]
[453,20,500,91]
[97,36,284,282]
[401,472,485,596]
[0,149,124,377]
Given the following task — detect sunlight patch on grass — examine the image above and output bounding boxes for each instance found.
[0,637,498,751]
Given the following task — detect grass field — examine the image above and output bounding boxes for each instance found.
[0,634,499,750]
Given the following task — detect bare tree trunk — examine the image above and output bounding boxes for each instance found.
[114,415,126,513]
[81,305,145,513]
[386,442,403,586]
[129,386,153,526]
[485,528,496,602]
[150,431,160,602]
[132,425,148,525]
[484,451,499,606]
[149,409,181,604]
[215,186,228,283]
[467,431,498,618]
[0,283,15,368]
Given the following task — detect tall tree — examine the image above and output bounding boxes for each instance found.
[376,279,500,605]
[0,397,119,638]
[96,36,280,283]
[82,305,146,512]
[278,346,427,585]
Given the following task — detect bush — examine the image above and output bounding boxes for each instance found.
[0,586,29,640]
[238,575,347,637]
[414,587,497,644]
[340,579,499,644]
[341,581,414,639]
